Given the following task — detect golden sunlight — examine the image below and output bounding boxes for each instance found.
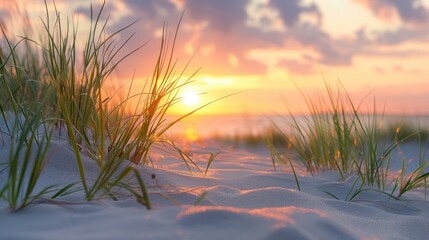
[182,90,201,106]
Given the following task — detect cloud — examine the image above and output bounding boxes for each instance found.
[6,0,422,78]
[374,26,429,44]
[122,0,176,19]
[6,0,360,75]
[289,23,361,66]
[277,58,316,75]
[270,0,321,27]
[266,0,364,66]
[2,0,363,76]
[175,0,370,73]
[363,47,429,57]
[107,0,272,76]
[184,0,248,32]
[354,0,429,45]
[356,0,428,24]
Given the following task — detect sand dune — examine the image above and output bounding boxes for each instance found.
[1,137,429,240]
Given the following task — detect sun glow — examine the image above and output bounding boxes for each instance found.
[182,90,201,106]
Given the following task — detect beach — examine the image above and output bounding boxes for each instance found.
[1,135,428,240]
[1,1,429,239]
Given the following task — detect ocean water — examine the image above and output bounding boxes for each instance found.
[166,114,429,140]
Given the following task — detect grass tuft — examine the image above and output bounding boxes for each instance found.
[271,81,429,199]
[0,0,211,211]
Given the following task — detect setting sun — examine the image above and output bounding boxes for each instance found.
[182,90,201,106]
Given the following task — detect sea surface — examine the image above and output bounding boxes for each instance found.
[166,114,429,140]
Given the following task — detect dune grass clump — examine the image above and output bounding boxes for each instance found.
[38,1,150,201]
[272,83,362,178]
[0,107,53,212]
[0,1,208,211]
[269,82,429,199]
[0,32,65,211]
[384,121,429,142]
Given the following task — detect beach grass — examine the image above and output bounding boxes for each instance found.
[269,82,429,198]
[0,29,72,210]
[0,85,53,211]
[1,0,429,214]
[0,1,205,211]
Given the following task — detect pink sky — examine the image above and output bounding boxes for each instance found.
[1,0,429,115]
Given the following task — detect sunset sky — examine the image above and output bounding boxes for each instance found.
[2,0,429,115]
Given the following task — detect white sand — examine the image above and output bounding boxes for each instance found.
[1,135,429,240]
